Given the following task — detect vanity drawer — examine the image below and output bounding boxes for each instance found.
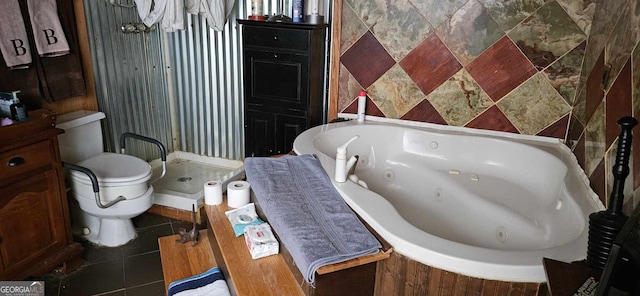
[0,141,55,179]
[243,26,310,52]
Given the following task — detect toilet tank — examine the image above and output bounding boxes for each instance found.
[56,110,106,164]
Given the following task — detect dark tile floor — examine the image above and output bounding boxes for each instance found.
[38,212,200,296]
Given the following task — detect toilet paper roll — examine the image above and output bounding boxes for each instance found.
[227,180,251,208]
[204,181,223,205]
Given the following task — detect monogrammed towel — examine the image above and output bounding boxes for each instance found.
[27,0,70,57]
[0,0,32,68]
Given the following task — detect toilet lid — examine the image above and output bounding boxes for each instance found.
[71,153,152,186]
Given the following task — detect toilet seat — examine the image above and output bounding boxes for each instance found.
[69,152,153,200]
[70,152,153,186]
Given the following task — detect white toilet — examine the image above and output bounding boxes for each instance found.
[56,110,162,247]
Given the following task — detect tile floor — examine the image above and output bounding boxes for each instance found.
[37,212,202,296]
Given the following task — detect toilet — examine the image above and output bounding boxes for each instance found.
[56,110,160,247]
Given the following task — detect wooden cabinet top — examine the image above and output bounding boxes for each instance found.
[0,109,62,151]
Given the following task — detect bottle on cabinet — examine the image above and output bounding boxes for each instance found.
[249,0,265,20]
[292,0,303,22]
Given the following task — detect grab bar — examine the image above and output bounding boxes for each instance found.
[119,132,167,183]
[62,162,126,209]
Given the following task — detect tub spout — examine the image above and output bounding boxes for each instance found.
[335,136,359,182]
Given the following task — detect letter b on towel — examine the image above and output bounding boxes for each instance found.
[42,29,58,45]
[11,39,28,56]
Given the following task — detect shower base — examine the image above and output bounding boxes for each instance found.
[150,151,245,212]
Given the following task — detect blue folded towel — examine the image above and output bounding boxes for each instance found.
[167,267,229,296]
[244,154,382,283]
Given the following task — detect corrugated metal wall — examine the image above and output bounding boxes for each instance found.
[84,0,330,161]
[166,6,246,160]
[83,0,173,161]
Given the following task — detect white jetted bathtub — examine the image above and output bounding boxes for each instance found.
[292,116,604,282]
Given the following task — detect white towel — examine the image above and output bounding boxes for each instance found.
[172,280,230,296]
[161,0,185,32]
[0,0,32,68]
[185,0,202,14]
[27,0,70,57]
[135,0,167,27]
[132,0,152,23]
[185,0,236,31]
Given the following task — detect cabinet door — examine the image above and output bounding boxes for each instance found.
[244,49,310,112]
[245,110,276,157]
[0,169,66,278]
[275,114,307,155]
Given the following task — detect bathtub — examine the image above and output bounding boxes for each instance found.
[292,116,604,282]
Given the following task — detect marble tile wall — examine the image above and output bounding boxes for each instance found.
[337,0,640,212]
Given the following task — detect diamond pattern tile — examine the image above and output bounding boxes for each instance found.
[556,0,596,35]
[436,0,504,65]
[605,4,640,85]
[606,59,633,147]
[400,33,462,97]
[426,69,493,126]
[401,99,447,124]
[590,158,606,204]
[410,0,468,29]
[466,36,537,102]
[574,132,586,169]
[538,114,570,139]
[480,0,548,32]
[343,96,385,117]
[371,0,433,61]
[341,31,396,89]
[508,1,587,70]
[465,105,519,133]
[344,0,388,28]
[338,63,367,112]
[497,73,572,135]
[340,4,369,54]
[368,64,426,118]
[543,41,586,105]
[633,42,640,115]
[585,49,605,123]
[635,116,640,189]
[567,113,585,149]
[334,0,637,198]
[585,101,605,176]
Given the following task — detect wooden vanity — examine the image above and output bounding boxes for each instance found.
[0,110,83,279]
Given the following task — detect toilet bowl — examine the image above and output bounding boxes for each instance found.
[71,186,154,246]
[56,110,166,247]
[68,153,155,246]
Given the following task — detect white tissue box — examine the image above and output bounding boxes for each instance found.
[243,223,279,259]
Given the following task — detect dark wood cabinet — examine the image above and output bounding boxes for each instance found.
[0,110,83,280]
[239,20,328,156]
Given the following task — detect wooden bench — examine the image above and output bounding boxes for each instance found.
[158,193,391,296]
[205,200,304,296]
[158,230,217,292]
[205,195,391,296]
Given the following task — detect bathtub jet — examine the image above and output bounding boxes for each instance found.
[293,116,603,283]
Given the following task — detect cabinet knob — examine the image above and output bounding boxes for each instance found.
[273,36,278,41]
[273,54,278,59]
[7,157,25,167]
